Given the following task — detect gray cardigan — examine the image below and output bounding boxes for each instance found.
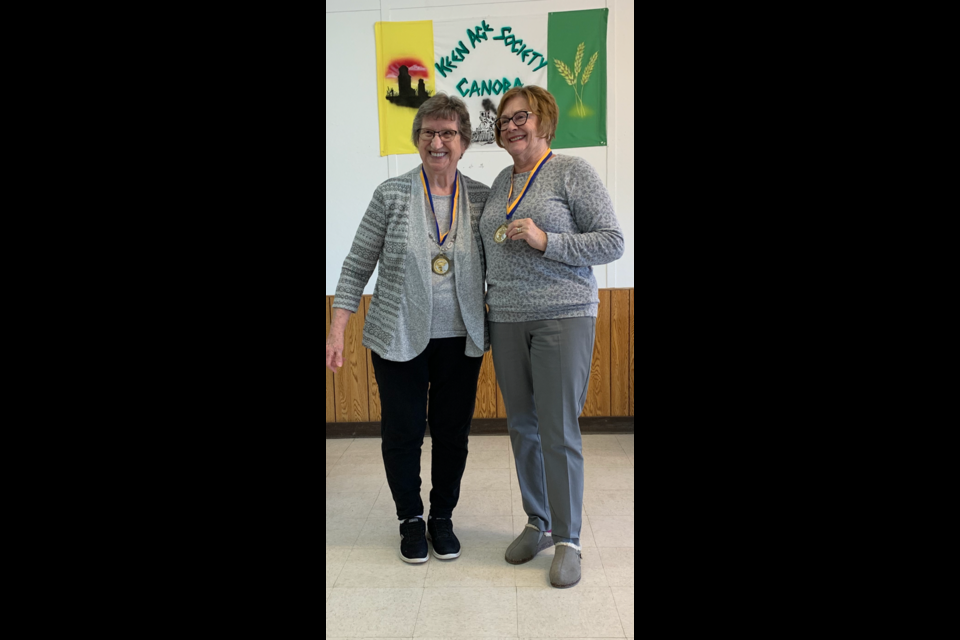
[332,166,491,361]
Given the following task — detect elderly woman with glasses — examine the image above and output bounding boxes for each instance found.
[480,86,624,588]
[327,93,490,565]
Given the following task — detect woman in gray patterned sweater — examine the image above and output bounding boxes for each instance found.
[480,86,624,588]
[327,94,490,565]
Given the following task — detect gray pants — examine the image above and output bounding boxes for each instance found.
[490,317,596,545]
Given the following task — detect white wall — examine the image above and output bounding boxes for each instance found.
[326,0,635,294]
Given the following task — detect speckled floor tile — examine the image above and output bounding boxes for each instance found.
[463,450,511,469]
[588,516,634,548]
[615,434,634,455]
[424,544,515,587]
[516,587,624,637]
[456,468,511,491]
[455,490,513,516]
[466,435,511,452]
[414,587,518,637]
[369,487,428,517]
[326,517,366,547]
[336,452,390,466]
[326,547,350,588]
[328,462,388,478]
[582,491,634,516]
[326,473,388,493]
[611,587,634,636]
[326,491,378,520]
[343,438,384,454]
[583,452,634,467]
[335,546,429,587]
[326,439,352,457]
[598,547,634,587]
[325,588,423,638]
[448,516,515,548]
[583,467,635,492]
[580,435,628,455]
[355,516,405,548]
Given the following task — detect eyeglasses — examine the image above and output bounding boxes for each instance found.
[495,111,534,130]
[419,129,458,142]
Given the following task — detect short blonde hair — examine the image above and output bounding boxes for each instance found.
[494,85,558,148]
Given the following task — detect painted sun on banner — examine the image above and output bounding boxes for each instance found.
[375,20,435,156]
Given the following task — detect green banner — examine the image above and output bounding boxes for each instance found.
[548,8,608,149]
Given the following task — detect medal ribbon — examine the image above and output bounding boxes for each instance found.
[506,148,552,220]
[421,167,458,246]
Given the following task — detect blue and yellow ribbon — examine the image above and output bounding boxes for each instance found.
[421,167,458,246]
[506,148,553,220]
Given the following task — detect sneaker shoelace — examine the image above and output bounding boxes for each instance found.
[431,518,455,543]
[401,518,425,543]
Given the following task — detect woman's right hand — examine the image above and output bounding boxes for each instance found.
[326,331,345,373]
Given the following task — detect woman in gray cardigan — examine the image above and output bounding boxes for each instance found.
[481,86,624,588]
[327,94,490,565]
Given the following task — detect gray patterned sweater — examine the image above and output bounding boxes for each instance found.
[479,155,624,323]
[332,166,491,361]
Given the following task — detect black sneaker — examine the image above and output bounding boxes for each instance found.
[399,518,428,564]
[427,516,461,560]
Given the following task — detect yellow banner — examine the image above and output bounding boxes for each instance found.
[375,20,435,156]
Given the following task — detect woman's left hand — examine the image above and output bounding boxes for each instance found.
[508,218,547,252]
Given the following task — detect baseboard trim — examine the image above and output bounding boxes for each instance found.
[326,416,634,439]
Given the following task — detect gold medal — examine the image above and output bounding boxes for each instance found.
[494,224,509,244]
[432,254,451,275]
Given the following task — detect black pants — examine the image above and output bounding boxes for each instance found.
[371,337,484,520]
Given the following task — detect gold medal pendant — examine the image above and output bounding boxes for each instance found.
[432,254,451,276]
[494,224,509,244]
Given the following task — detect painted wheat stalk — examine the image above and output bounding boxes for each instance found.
[581,51,598,86]
[554,59,576,86]
[554,42,599,117]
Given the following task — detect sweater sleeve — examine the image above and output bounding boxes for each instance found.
[332,188,388,313]
[541,158,625,267]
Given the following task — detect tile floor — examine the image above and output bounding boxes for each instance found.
[326,433,635,639]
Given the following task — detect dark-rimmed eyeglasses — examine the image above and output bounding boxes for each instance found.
[418,129,458,141]
[495,111,534,130]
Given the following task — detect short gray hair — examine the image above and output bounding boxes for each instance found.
[411,93,472,152]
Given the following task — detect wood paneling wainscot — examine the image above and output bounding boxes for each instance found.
[333,297,369,423]
[610,288,631,416]
[582,289,611,417]
[630,288,635,417]
[475,350,498,418]
[326,289,634,424]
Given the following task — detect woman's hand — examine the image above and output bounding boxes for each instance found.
[507,218,548,252]
[326,331,345,373]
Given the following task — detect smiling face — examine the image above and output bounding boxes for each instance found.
[498,95,549,165]
[417,115,463,176]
